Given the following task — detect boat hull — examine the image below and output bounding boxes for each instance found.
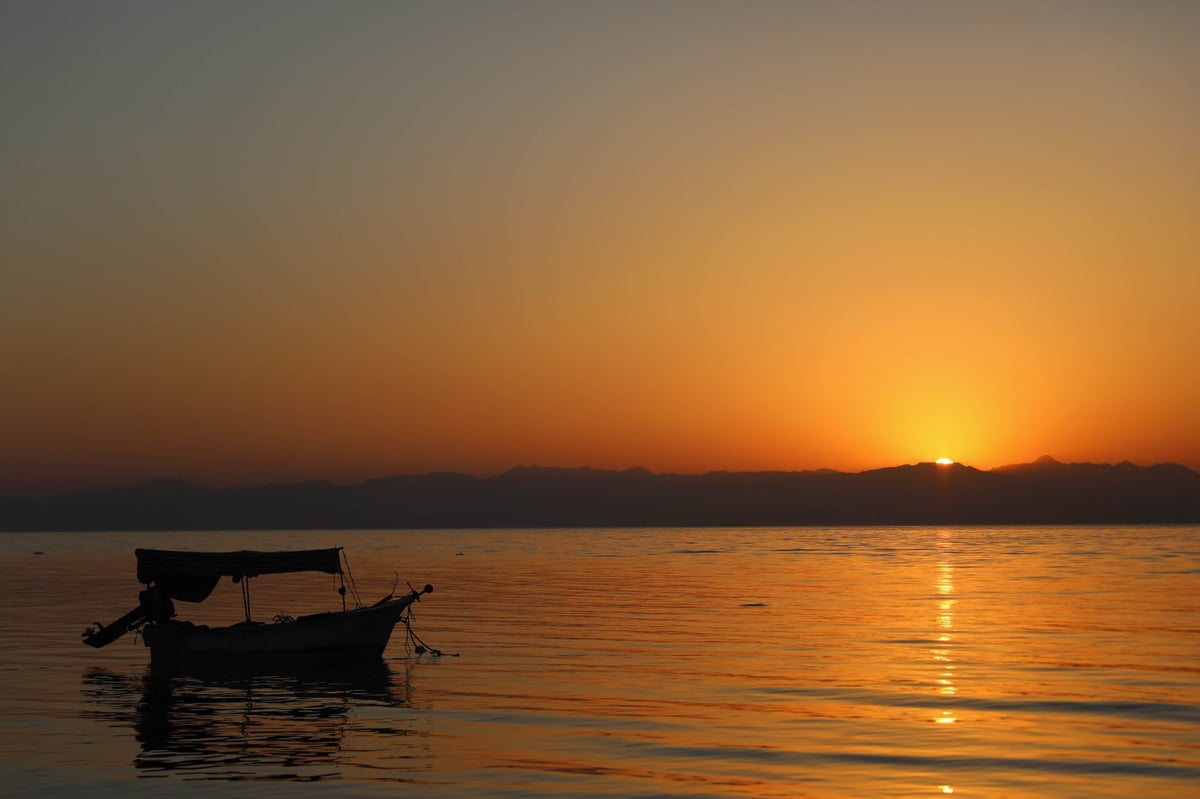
[142,595,419,664]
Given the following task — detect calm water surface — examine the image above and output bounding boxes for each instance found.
[1,527,1197,797]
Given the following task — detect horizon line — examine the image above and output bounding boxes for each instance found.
[8,455,1199,500]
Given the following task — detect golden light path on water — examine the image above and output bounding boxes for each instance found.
[935,530,958,794]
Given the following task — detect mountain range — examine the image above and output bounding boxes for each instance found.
[4,456,1200,531]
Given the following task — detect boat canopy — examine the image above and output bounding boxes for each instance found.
[135,548,343,603]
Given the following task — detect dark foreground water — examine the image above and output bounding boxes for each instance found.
[1,527,1197,798]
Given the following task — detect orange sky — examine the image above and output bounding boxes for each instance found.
[3,2,1199,496]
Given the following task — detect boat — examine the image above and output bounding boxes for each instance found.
[82,547,433,664]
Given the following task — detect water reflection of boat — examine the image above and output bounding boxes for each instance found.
[82,548,433,664]
[81,661,429,779]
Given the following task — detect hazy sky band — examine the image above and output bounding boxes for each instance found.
[3,1,1198,494]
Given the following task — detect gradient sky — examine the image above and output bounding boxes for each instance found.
[4,1,1199,495]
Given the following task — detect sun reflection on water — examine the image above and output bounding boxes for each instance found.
[933,535,957,706]
[932,531,959,798]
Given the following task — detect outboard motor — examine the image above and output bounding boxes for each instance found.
[82,585,175,648]
[139,585,175,623]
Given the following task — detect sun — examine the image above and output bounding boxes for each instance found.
[935,457,954,465]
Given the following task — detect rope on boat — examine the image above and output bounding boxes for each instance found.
[401,604,458,658]
[339,550,364,609]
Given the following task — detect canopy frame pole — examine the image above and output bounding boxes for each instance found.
[241,577,251,623]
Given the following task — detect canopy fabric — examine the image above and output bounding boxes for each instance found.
[135,548,343,603]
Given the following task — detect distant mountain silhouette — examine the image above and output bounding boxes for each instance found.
[3,459,1199,531]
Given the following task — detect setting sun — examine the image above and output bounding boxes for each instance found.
[936,458,955,465]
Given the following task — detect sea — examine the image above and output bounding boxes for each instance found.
[1,526,1197,798]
